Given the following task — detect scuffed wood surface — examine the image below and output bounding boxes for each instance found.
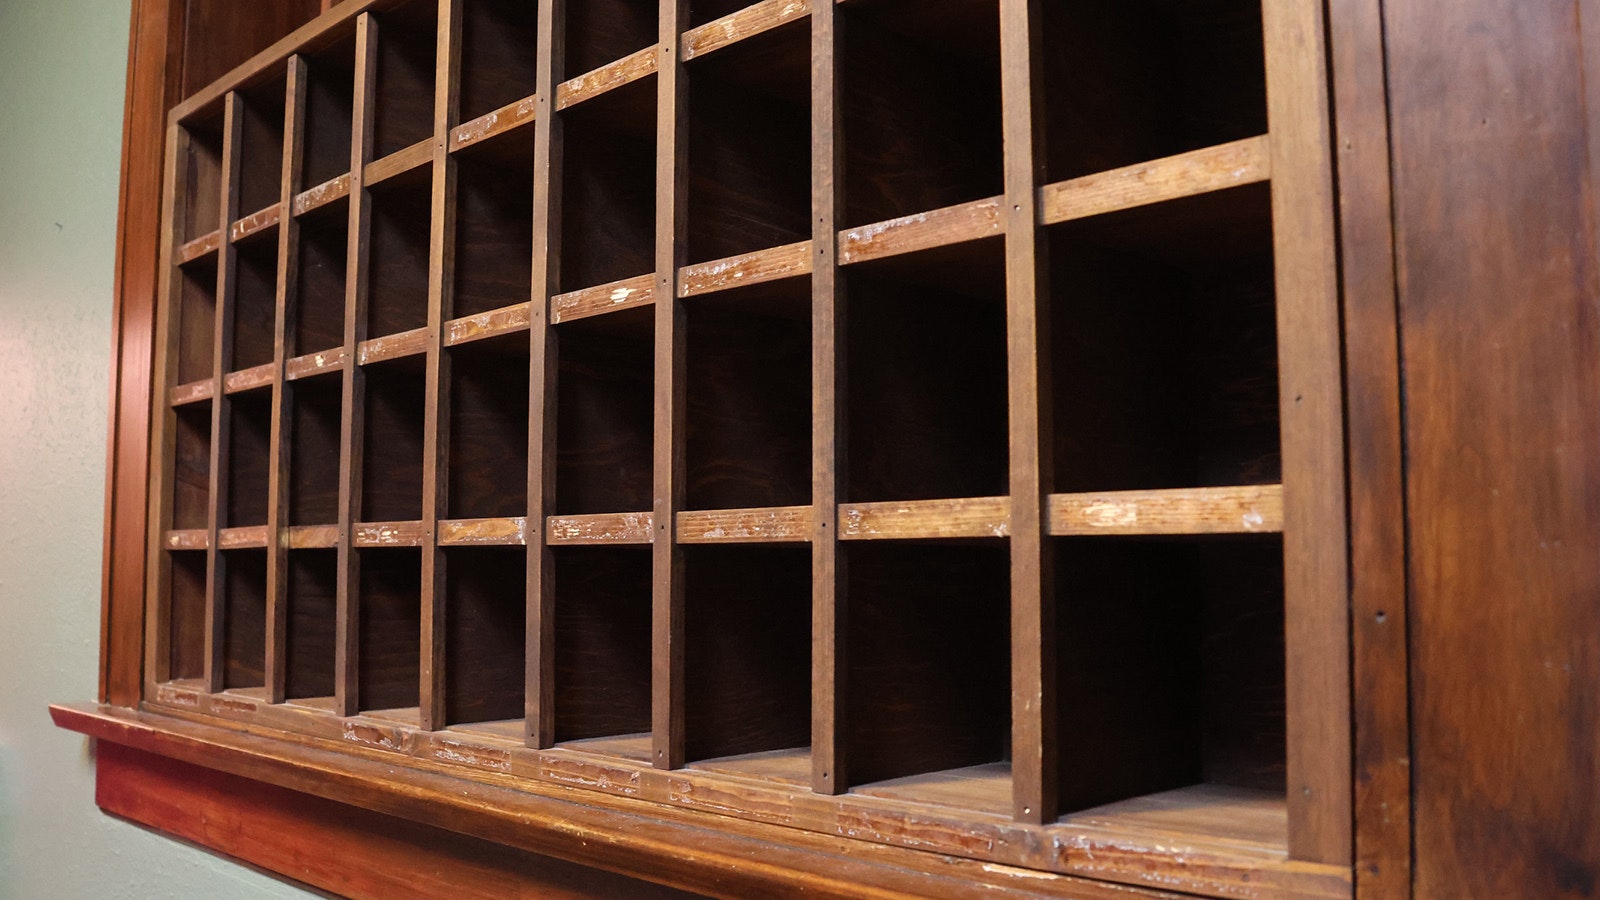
[1047,485,1283,536]
[837,497,1011,541]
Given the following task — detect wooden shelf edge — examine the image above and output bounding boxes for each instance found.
[284,346,346,380]
[223,363,275,394]
[545,512,655,545]
[676,506,813,544]
[358,328,430,366]
[353,520,425,548]
[218,525,269,550]
[555,47,659,112]
[292,173,352,218]
[450,95,540,153]
[439,517,529,547]
[1038,136,1272,227]
[550,274,655,325]
[837,197,1004,266]
[679,241,812,298]
[445,302,531,347]
[177,230,221,265]
[286,524,339,549]
[365,139,433,186]
[682,0,813,62]
[169,378,215,406]
[839,497,1012,541]
[230,204,282,243]
[1048,485,1285,536]
[164,529,209,551]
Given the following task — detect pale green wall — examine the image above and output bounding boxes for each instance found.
[0,1,313,895]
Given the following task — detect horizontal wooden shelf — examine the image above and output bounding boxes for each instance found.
[554,732,654,764]
[353,520,425,548]
[852,762,1013,818]
[165,529,208,551]
[1048,485,1284,536]
[1038,136,1272,227]
[675,506,812,544]
[439,517,528,547]
[837,197,1003,266]
[169,378,214,406]
[230,204,282,244]
[451,95,540,153]
[545,512,654,545]
[681,0,812,62]
[444,302,530,348]
[284,347,345,380]
[177,230,221,265]
[1059,785,1289,855]
[218,525,268,550]
[365,139,432,187]
[679,241,812,298]
[292,173,351,217]
[554,47,657,112]
[549,274,655,325]
[357,327,430,366]
[686,747,812,787]
[286,524,339,549]
[223,363,275,394]
[838,497,1011,541]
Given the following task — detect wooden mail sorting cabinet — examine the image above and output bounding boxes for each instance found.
[141,0,1350,896]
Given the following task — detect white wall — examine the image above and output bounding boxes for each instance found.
[0,1,313,895]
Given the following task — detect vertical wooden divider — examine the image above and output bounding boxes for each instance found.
[1262,0,1352,865]
[204,93,245,693]
[527,0,567,749]
[809,0,846,796]
[144,122,187,694]
[266,58,310,704]
[653,0,690,771]
[335,14,379,717]
[420,0,464,733]
[1000,0,1054,825]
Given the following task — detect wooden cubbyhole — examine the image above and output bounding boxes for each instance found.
[1048,183,1280,492]
[239,75,288,217]
[361,355,426,523]
[367,166,432,338]
[844,542,1011,810]
[443,547,526,727]
[685,15,809,263]
[844,239,1008,503]
[1052,534,1286,839]
[564,0,656,81]
[683,545,811,772]
[448,333,530,520]
[1039,0,1266,182]
[551,547,651,752]
[559,75,656,294]
[176,255,218,385]
[452,153,533,320]
[554,308,654,516]
[460,0,539,124]
[303,36,357,189]
[225,389,273,529]
[222,547,269,690]
[358,547,423,714]
[292,203,348,358]
[172,403,213,531]
[285,548,338,701]
[232,237,278,373]
[687,0,762,29]
[372,0,439,160]
[685,278,811,511]
[180,112,225,241]
[839,0,1002,228]
[289,372,342,526]
[167,550,208,682]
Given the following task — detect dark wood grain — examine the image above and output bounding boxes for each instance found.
[357,548,423,711]
[565,0,657,81]
[180,0,322,98]
[448,335,530,519]
[222,548,270,688]
[361,356,426,522]
[367,168,432,336]
[370,0,437,158]
[452,157,534,318]
[443,547,526,725]
[554,547,654,743]
[285,548,339,699]
[555,310,655,515]
[169,550,209,680]
[560,79,657,292]
[458,0,538,123]
[225,387,273,528]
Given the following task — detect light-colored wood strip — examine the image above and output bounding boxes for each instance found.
[554,46,658,111]
[1047,485,1285,536]
[286,524,340,549]
[291,172,351,217]
[682,0,812,61]
[449,94,538,153]
[353,520,426,548]
[364,138,433,186]
[357,326,429,365]
[223,363,275,394]
[545,512,655,545]
[166,529,210,551]
[1037,136,1272,227]
[438,517,529,547]
[443,301,530,347]
[674,506,813,544]
[678,241,812,298]
[837,496,1012,541]
[549,274,654,324]
[219,525,269,549]
[284,346,346,380]
[169,378,215,406]
[837,197,1003,265]
[230,204,282,243]
[177,230,222,265]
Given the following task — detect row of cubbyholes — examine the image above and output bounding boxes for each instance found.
[165,532,1287,814]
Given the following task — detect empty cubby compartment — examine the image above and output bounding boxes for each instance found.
[372,0,439,159]
[685,279,811,510]
[553,546,652,744]
[181,113,225,240]
[289,372,342,526]
[293,206,348,358]
[685,17,810,263]
[448,333,530,520]
[1053,533,1286,814]
[361,354,426,523]
[222,547,269,689]
[358,547,422,712]
[444,547,526,726]
[1048,183,1280,492]
[839,0,1003,227]
[232,237,278,372]
[303,37,356,188]
[453,155,533,319]
[238,75,288,216]
[559,75,656,293]
[225,390,272,529]
[844,240,1008,503]
[172,403,213,531]
[684,545,811,763]
[367,166,432,338]
[285,548,339,700]
[1040,0,1266,181]
[687,0,760,28]
[168,550,208,681]
[564,0,656,80]
[844,542,1010,789]
[554,307,654,516]
[177,255,218,385]
[460,0,539,123]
